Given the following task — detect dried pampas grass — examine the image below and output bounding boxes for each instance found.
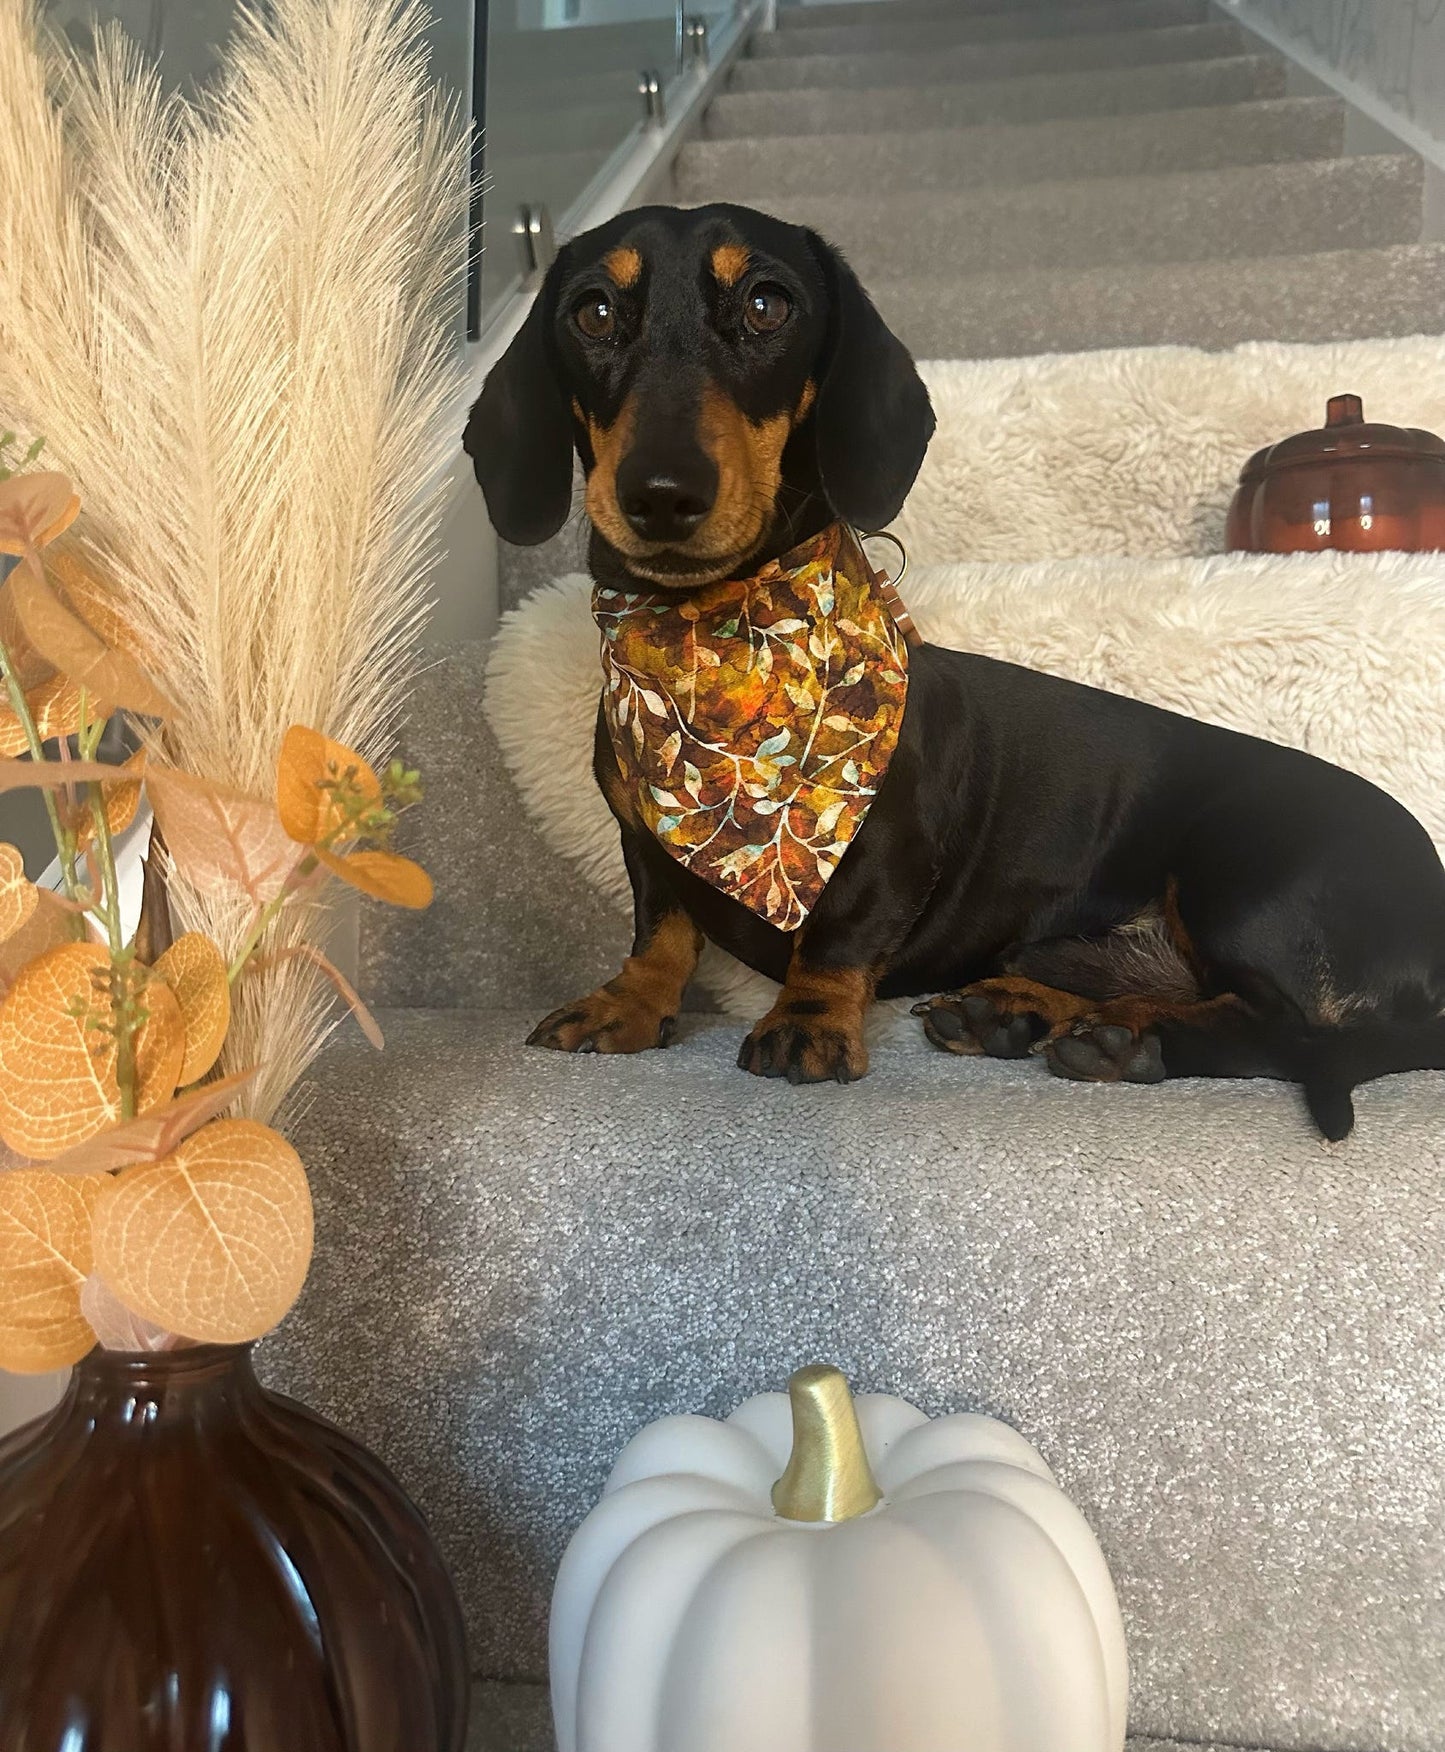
[0,0,469,1120]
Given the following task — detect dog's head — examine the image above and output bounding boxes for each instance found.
[464,203,934,588]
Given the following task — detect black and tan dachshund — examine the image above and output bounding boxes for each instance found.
[465,202,1445,1138]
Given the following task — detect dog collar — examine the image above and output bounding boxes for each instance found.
[594,522,911,932]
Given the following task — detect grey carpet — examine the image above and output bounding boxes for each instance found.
[675,95,1350,199]
[748,155,1424,279]
[261,1010,1445,1752]
[729,20,1247,90]
[704,55,1286,138]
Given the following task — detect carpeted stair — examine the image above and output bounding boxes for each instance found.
[259,5,1445,1749]
[678,0,1445,360]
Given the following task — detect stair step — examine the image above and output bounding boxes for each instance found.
[765,154,1423,280]
[732,21,1245,92]
[359,640,631,1013]
[676,96,1347,201]
[754,0,1210,56]
[868,242,1445,358]
[704,53,1286,138]
[466,1682,1280,1752]
[261,1007,1445,1748]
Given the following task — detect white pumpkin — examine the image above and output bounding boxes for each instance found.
[551,1365,1127,1752]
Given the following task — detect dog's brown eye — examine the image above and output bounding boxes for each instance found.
[575,295,615,340]
[744,284,791,336]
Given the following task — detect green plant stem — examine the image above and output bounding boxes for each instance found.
[226,854,320,984]
[0,635,83,900]
[87,778,138,1119]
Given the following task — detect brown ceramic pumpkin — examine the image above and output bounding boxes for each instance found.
[1226,394,1445,554]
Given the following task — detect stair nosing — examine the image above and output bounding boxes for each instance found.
[767,0,1211,39]
[708,51,1283,112]
[680,92,1345,163]
[742,19,1244,78]
[745,149,1421,213]
[865,239,1445,296]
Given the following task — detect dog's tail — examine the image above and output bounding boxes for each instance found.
[1292,1018,1445,1142]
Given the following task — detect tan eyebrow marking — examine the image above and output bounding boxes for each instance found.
[603,245,642,289]
[710,243,751,287]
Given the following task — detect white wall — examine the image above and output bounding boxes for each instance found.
[1222,0,1445,162]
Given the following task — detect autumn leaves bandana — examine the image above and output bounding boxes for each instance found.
[594,523,910,931]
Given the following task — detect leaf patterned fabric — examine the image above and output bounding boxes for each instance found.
[594,523,910,932]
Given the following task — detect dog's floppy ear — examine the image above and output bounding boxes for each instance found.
[463,268,575,546]
[806,232,935,530]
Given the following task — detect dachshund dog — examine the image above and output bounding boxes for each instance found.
[465,202,1445,1138]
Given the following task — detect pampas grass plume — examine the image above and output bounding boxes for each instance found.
[0,0,470,1120]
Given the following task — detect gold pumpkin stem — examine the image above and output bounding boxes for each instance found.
[771,1364,883,1524]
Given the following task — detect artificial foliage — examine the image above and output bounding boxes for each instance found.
[0,0,468,1367]
[0,467,433,1365]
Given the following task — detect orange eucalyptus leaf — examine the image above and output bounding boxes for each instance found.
[80,1270,188,1352]
[145,766,300,905]
[46,546,140,661]
[0,707,28,759]
[152,933,230,1084]
[0,472,81,555]
[8,554,173,720]
[276,725,381,846]
[91,1118,313,1344]
[0,943,185,1160]
[0,577,52,692]
[28,674,87,743]
[0,888,81,998]
[0,844,38,943]
[45,1068,258,1175]
[316,847,432,910]
[0,1168,103,1372]
[69,752,146,850]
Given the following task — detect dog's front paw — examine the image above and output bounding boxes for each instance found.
[1045,1017,1165,1084]
[737,1013,868,1085]
[527,989,677,1055]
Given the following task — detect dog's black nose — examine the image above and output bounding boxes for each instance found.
[616,454,717,543]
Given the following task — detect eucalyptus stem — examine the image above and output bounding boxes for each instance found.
[87,776,138,1120]
[227,854,318,984]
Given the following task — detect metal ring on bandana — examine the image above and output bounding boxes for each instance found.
[859,528,909,587]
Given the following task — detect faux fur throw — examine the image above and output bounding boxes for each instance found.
[896,335,1445,564]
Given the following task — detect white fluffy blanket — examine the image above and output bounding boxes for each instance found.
[898,335,1445,563]
[485,335,1445,1026]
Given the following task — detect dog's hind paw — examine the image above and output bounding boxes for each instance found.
[1046,1018,1166,1084]
[914,978,1089,1059]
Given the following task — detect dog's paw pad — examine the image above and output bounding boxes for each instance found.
[915,987,1048,1059]
[1047,1019,1165,1084]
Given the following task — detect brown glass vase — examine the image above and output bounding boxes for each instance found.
[0,1344,470,1751]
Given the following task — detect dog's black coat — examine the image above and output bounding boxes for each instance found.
[466,202,1445,1136]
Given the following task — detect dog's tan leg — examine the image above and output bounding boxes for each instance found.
[528,911,702,1054]
[738,952,876,1084]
